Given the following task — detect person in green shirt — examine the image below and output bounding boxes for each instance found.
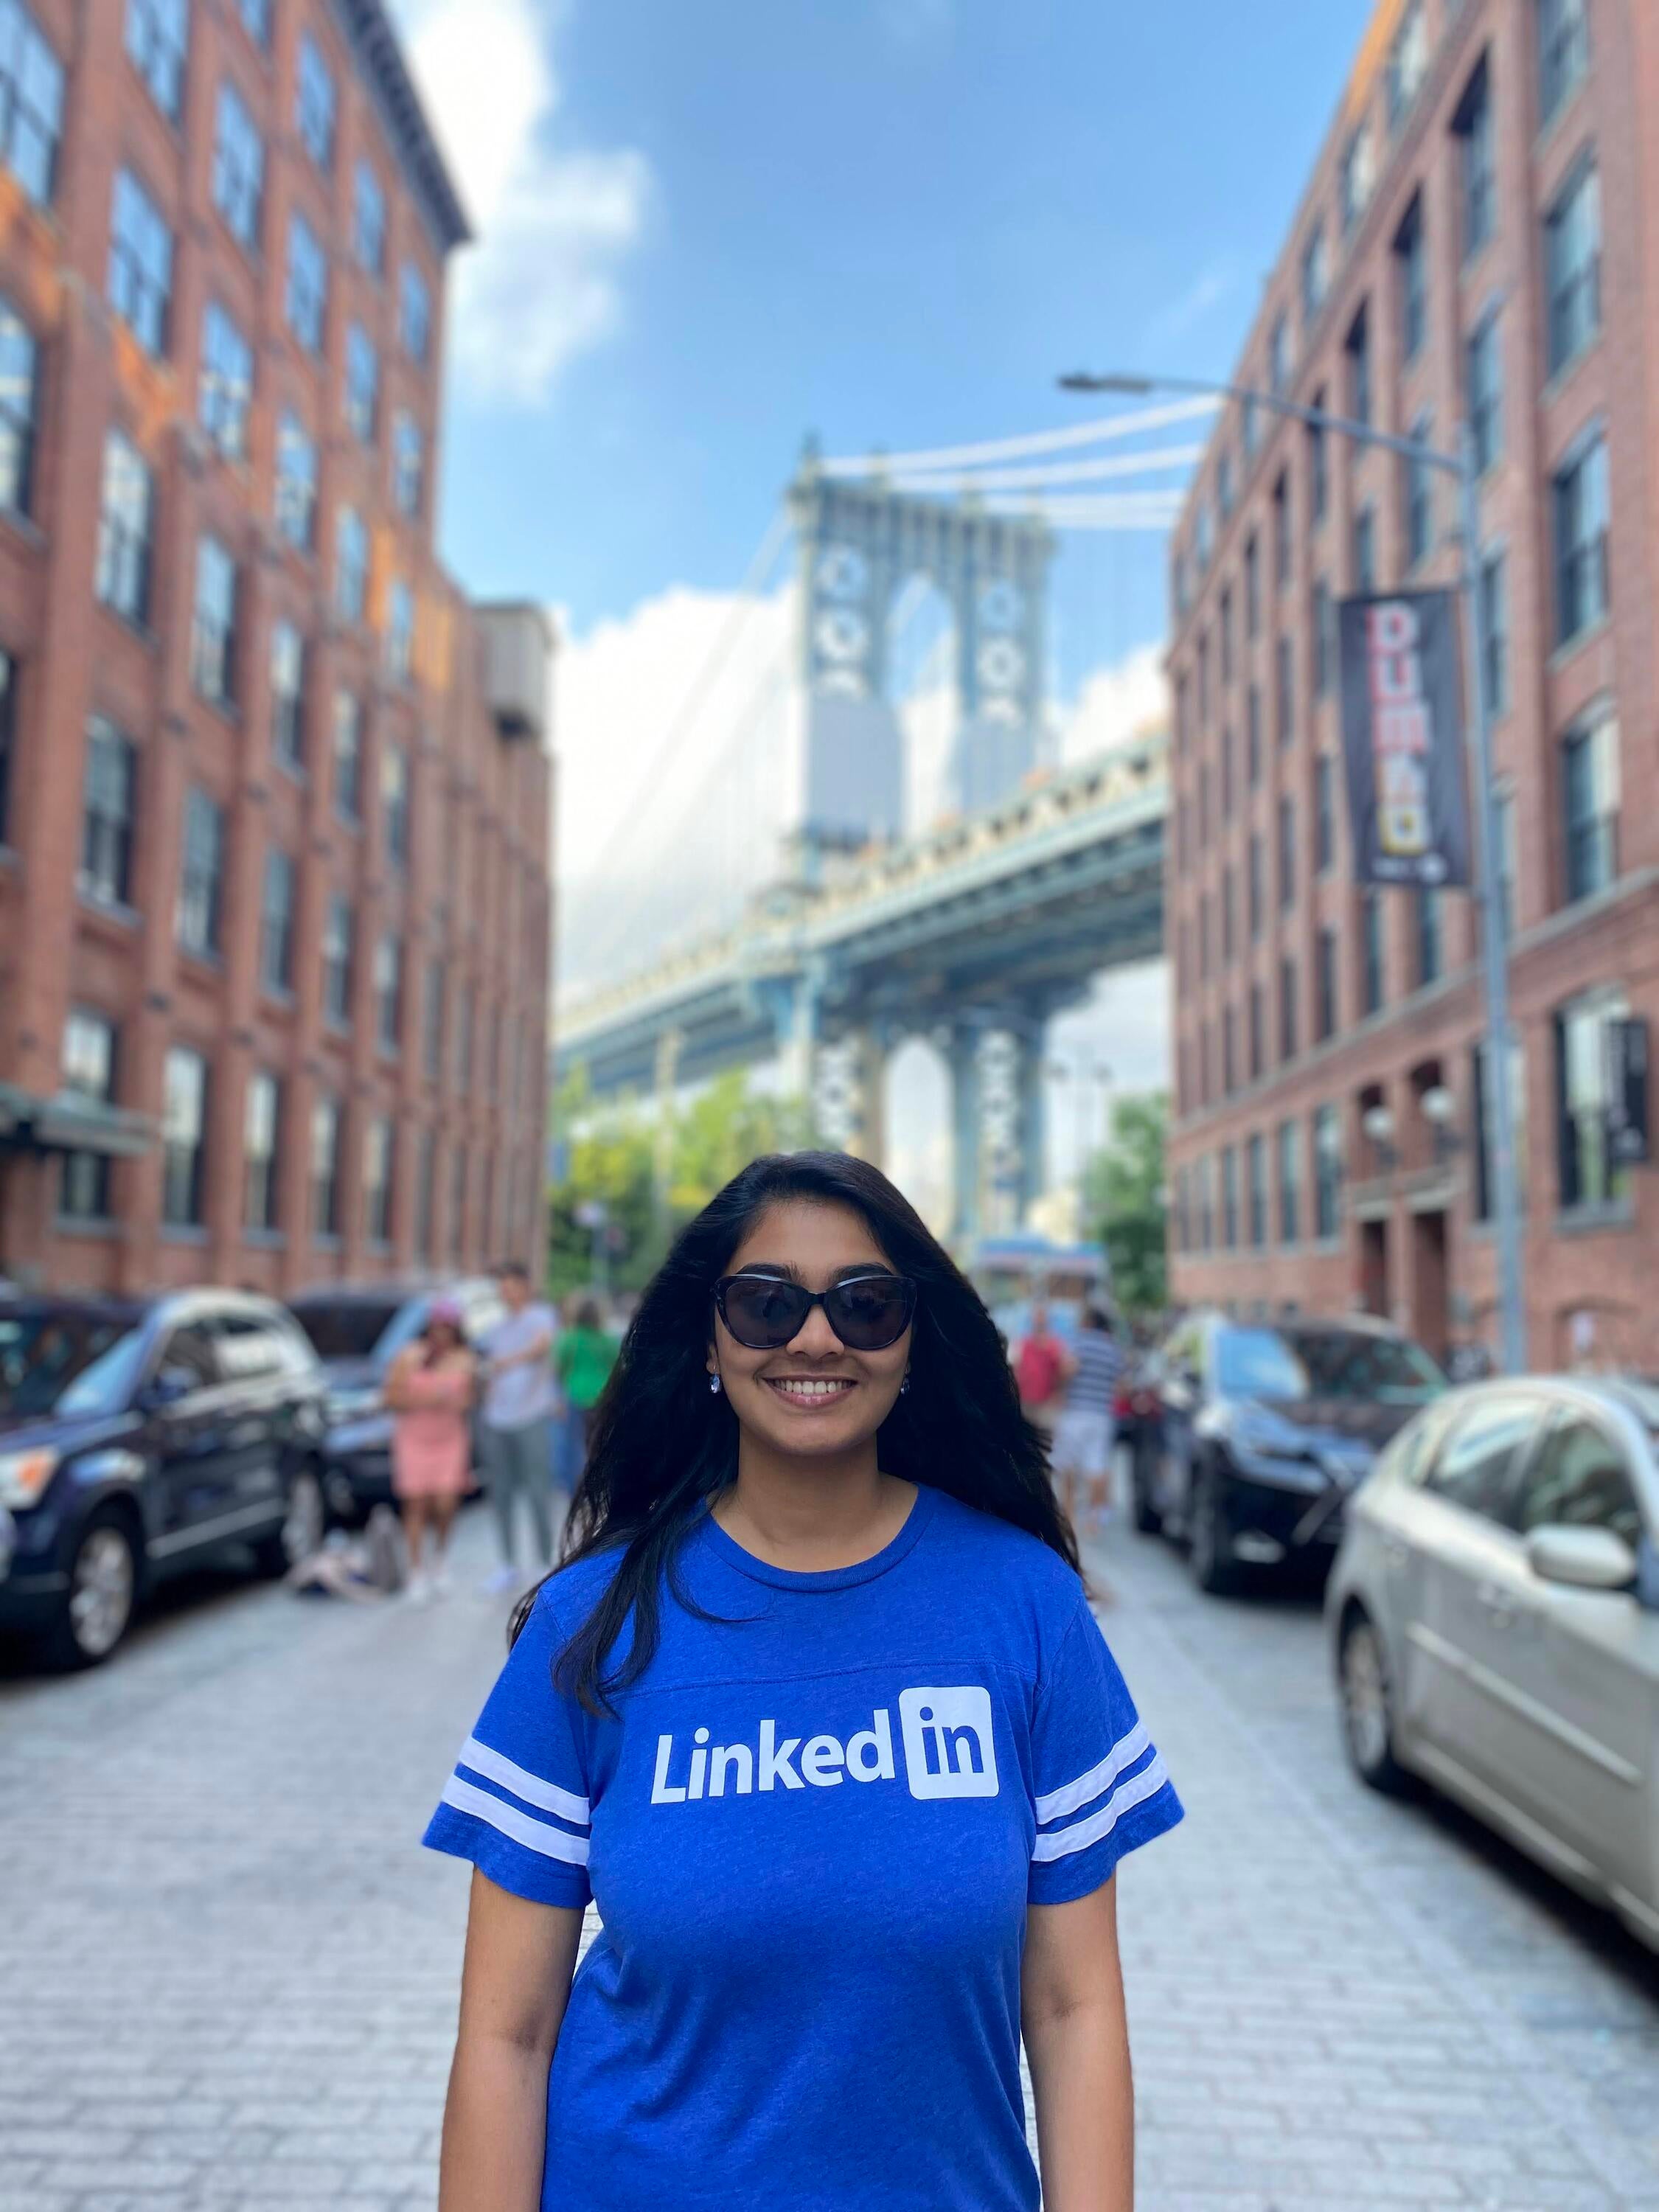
[555,1298,619,1488]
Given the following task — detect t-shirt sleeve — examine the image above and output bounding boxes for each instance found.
[422,1585,593,1909]
[1027,1593,1183,1905]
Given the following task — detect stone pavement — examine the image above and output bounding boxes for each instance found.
[1,1503,1656,2211]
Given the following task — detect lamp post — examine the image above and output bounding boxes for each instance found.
[1060,369,1527,1374]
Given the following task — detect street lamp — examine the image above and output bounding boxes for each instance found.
[1060,369,1527,1374]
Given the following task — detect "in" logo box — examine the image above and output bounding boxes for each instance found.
[898,1686,999,1799]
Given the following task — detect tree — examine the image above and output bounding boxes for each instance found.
[1082,1093,1169,1320]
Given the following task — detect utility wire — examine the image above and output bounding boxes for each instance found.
[818,395,1220,477]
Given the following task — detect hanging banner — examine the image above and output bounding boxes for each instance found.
[1338,591,1472,888]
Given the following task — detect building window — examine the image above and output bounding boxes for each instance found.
[1404,412,1434,568]
[1242,392,1260,461]
[374,933,402,1053]
[296,31,335,170]
[400,261,431,363]
[1279,955,1298,1062]
[335,507,368,624]
[1352,501,1377,594]
[392,411,424,519]
[1246,684,1261,785]
[450,1142,467,1262]
[274,412,317,550]
[285,212,327,354]
[1248,832,1263,939]
[1272,470,1290,588]
[386,579,414,682]
[1242,533,1259,637]
[1217,451,1234,523]
[1340,116,1375,236]
[1478,548,1509,717]
[1537,0,1590,128]
[0,298,37,516]
[1194,498,1214,574]
[1219,588,1234,684]
[1467,311,1503,476]
[1363,892,1385,1015]
[190,537,237,707]
[1345,305,1371,428]
[211,79,263,248]
[1553,426,1610,646]
[1312,580,1333,697]
[344,322,379,444]
[1561,700,1619,903]
[1278,793,1295,910]
[270,622,305,773]
[124,0,187,121]
[1416,886,1444,985]
[59,1012,117,1222]
[80,718,136,906]
[455,983,474,1093]
[108,168,173,357]
[1307,399,1327,526]
[310,1094,341,1238]
[414,1128,436,1260]
[1312,1105,1342,1239]
[0,4,63,206]
[1223,1005,1237,1096]
[1388,0,1427,129]
[177,785,224,957]
[353,159,386,274]
[1276,635,1293,748]
[244,1071,281,1233]
[1472,1038,1528,1222]
[1455,55,1495,261]
[1301,221,1328,324]
[161,1046,209,1228]
[1315,754,1335,872]
[237,0,270,46]
[95,432,153,624]
[198,302,253,462]
[1316,927,1339,1043]
[1278,1121,1301,1244]
[0,644,13,844]
[1394,195,1427,363]
[1221,1147,1239,1250]
[260,847,294,994]
[364,1116,393,1244]
[1556,990,1629,1212]
[382,742,410,870]
[322,894,354,1028]
[422,959,445,1082]
[1545,158,1601,378]
[1493,787,1517,938]
[332,691,361,819]
[1248,982,1265,1081]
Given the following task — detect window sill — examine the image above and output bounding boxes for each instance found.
[178,946,225,978]
[1549,613,1613,672]
[97,603,159,652]
[0,502,44,552]
[161,1225,211,1245]
[55,1214,118,1239]
[244,1227,288,1249]
[78,888,142,931]
[194,689,242,728]
[1541,338,1602,411]
[313,1233,343,1251]
[1554,1203,1636,1239]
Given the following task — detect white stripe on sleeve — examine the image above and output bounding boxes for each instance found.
[458,1735,590,1828]
[1033,1719,1151,1826]
[1031,1753,1170,1863]
[441,1775,592,1866]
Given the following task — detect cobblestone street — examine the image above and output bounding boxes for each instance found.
[3,1503,1658,2211]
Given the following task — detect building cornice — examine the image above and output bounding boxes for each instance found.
[331,0,473,253]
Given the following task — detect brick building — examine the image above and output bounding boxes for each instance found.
[0,0,553,1298]
[1165,0,1658,1369]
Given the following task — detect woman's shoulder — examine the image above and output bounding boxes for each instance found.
[522,1543,627,1636]
[921,1487,1085,1609]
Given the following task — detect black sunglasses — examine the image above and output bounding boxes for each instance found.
[714,1271,918,1352]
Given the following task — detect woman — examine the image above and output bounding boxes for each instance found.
[554,1295,619,1488]
[425,1153,1182,2211]
[385,1298,476,1604]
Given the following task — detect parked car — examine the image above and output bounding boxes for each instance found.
[287,1279,504,1523]
[1137,1311,1447,1593]
[0,1290,328,1669]
[1328,1375,1659,1954]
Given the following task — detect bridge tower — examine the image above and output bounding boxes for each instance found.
[787,453,1054,857]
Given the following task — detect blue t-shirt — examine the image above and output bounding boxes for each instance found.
[423,1484,1183,2211]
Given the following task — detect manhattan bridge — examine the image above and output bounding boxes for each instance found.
[558,401,1216,1242]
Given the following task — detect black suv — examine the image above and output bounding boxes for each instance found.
[1138,1311,1446,1595]
[0,1290,328,1668]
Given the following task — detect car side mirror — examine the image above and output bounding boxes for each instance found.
[139,1367,195,1413]
[1525,1524,1638,1594]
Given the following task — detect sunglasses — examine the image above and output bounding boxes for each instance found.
[714,1271,918,1352]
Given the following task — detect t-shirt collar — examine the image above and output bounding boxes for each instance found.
[698,1483,938,1592]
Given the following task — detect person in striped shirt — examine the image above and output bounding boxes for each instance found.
[1051,1307,1125,1532]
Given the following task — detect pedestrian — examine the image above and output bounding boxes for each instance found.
[1013,1295,1068,1430]
[554,1294,619,1488]
[425,1151,1182,2211]
[476,1261,558,1596]
[384,1298,477,1603]
[1051,1305,1124,1535]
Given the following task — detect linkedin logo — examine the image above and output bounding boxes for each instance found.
[898,1687,999,1800]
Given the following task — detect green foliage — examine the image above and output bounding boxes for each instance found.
[547,1067,818,1297]
[1082,1092,1169,1320]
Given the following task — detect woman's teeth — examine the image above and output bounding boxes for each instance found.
[766,1377,855,1402]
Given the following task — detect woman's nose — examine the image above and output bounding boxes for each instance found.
[787,1301,844,1357]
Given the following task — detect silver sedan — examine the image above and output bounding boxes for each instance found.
[1327,1375,1659,1952]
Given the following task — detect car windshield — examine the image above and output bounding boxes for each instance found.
[290,1298,408,1366]
[0,1308,150,1419]
[1217,1326,1444,1405]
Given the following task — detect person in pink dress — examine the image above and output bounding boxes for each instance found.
[385,1300,478,1604]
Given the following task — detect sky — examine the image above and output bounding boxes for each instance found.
[389,0,1378,1221]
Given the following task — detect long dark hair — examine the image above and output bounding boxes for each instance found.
[515,1152,1077,1714]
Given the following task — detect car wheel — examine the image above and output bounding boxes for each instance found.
[1132,1440,1163,1534]
[254,1468,326,1578]
[1338,1608,1410,1795]
[41,1511,139,1670]
[1189,1467,1240,1596]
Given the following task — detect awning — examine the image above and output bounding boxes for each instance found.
[0,1085,156,1159]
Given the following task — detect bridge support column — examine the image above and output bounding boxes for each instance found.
[948,1020,986,1247]
[1014,1020,1048,1227]
[846,1026,888,1170]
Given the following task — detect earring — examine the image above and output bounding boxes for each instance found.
[709,1373,722,1395]
[900,1374,911,1395]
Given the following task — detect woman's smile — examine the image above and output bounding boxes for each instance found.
[762,1374,858,1407]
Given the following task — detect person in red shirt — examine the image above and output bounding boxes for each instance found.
[1014,1301,1069,1433]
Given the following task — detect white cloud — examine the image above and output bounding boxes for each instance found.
[1058,641,1169,763]
[389,0,650,406]
[1143,260,1240,352]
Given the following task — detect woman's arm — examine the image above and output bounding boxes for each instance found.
[439,1869,585,2212]
[1021,1878,1135,2212]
